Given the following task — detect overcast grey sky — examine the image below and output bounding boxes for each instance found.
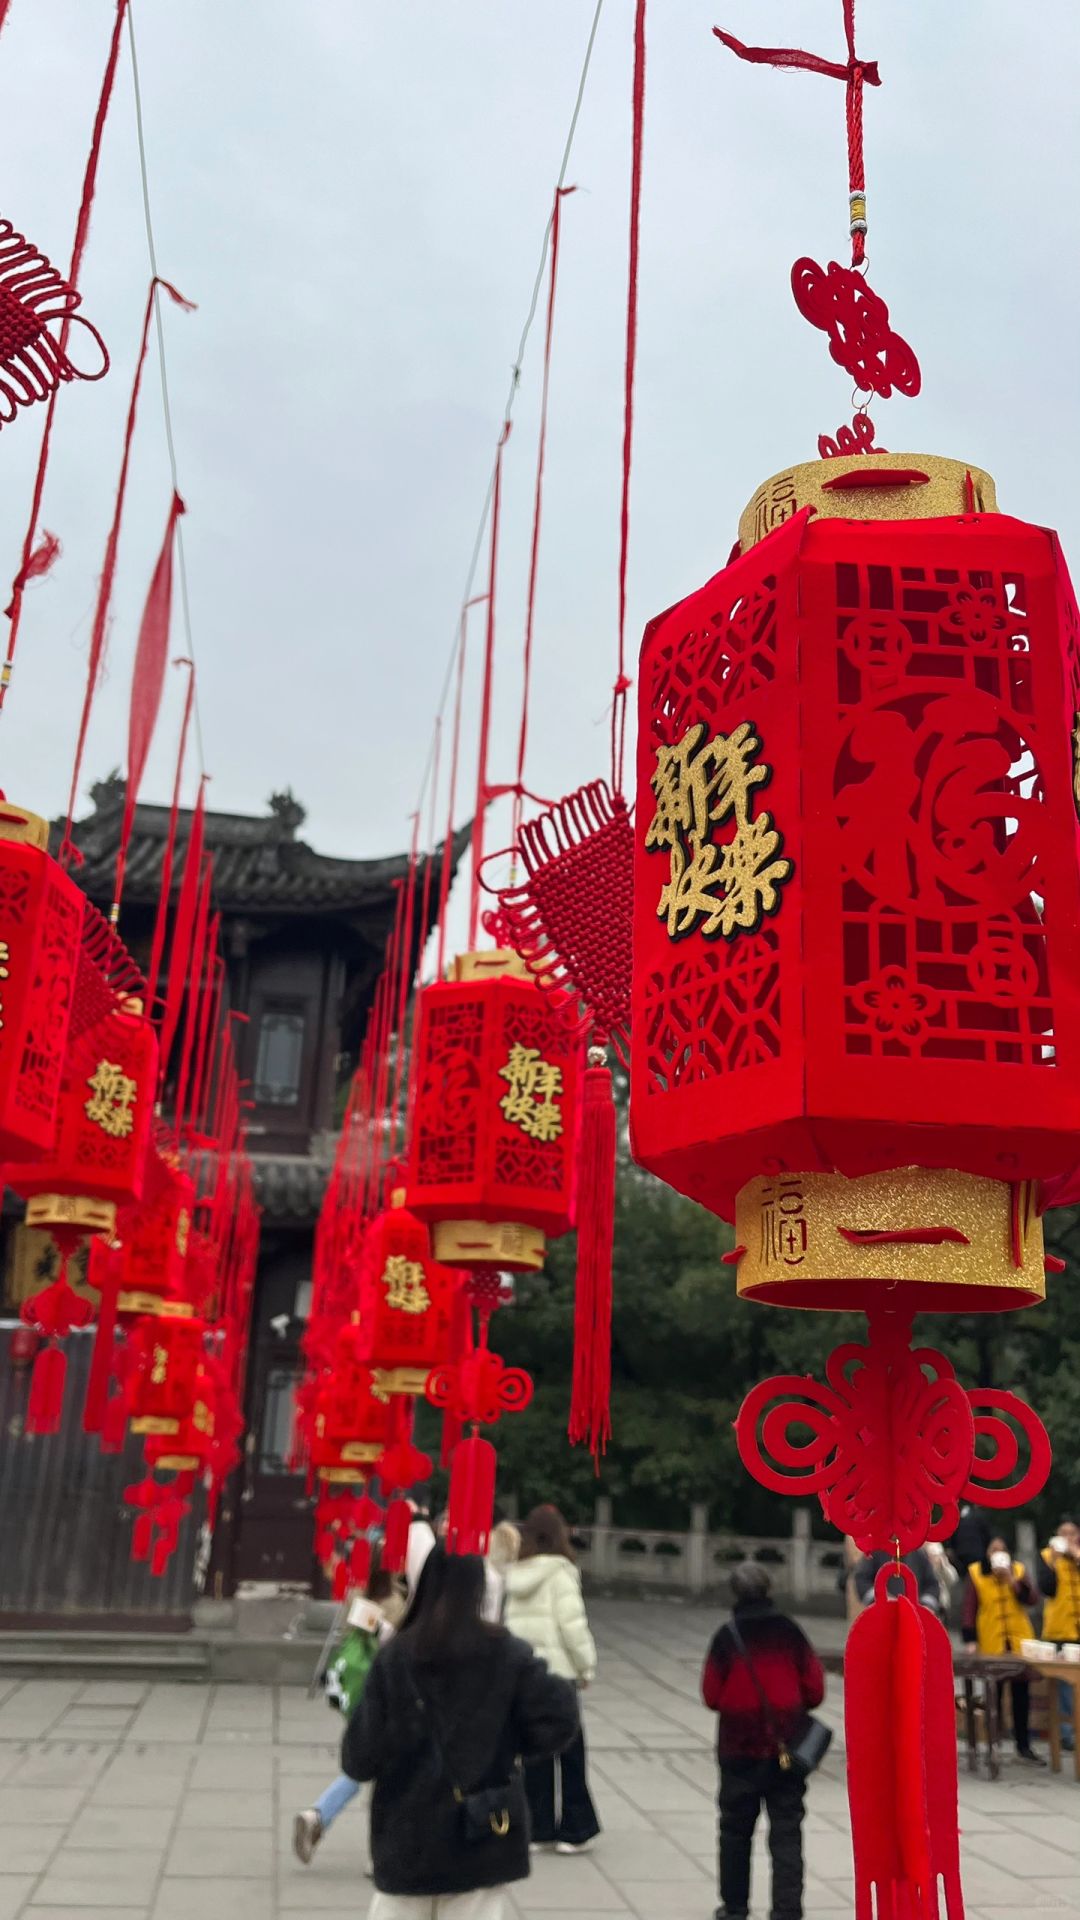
[0,1,1075,887]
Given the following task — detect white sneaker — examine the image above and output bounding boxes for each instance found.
[555,1839,593,1854]
[293,1809,323,1865]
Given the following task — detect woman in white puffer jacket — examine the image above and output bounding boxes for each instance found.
[504,1505,600,1854]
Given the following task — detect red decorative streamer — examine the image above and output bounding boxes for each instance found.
[60,279,194,860]
[145,660,195,1017]
[113,491,186,918]
[158,778,206,1085]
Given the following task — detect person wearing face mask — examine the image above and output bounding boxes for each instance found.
[962,1536,1044,1765]
[1037,1518,1080,1751]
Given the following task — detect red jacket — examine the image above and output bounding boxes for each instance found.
[702,1599,825,1762]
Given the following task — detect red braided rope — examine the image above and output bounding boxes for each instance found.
[612,0,646,797]
[513,185,575,852]
[468,422,511,947]
[713,0,880,267]
[145,660,195,1018]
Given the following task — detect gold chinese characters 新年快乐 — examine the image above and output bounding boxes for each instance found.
[645,719,793,940]
[497,1042,564,1143]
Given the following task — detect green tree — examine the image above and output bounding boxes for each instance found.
[491,1155,1080,1544]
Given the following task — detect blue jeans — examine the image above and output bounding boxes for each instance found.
[315,1772,360,1828]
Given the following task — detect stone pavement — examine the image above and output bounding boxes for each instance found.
[0,1596,1074,1918]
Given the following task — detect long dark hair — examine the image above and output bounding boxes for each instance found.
[518,1503,575,1562]
[396,1543,498,1664]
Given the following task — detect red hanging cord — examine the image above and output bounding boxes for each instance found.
[612,0,646,797]
[146,659,195,1019]
[513,185,575,851]
[390,812,421,1150]
[468,422,511,948]
[2,0,131,709]
[173,860,212,1142]
[0,3,14,34]
[188,931,222,1138]
[437,596,481,979]
[158,777,206,1092]
[112,490,186,921]
[713,0,879,268]
[60,278,194,859]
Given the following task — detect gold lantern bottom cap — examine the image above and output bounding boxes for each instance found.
[25,1194,116,1236]
[732,1167,1045,1312]
[373,1366,430,1396]
[432,1218,546,1272]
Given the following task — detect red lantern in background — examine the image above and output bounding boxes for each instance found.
[114,1151,195,1316]
[0,801,84,1162]
[308,1329,392,1485]
[126,1313,208,1438]
[351,1192,460,1392]
[407,950,579,1272]
[10,992,158,1237]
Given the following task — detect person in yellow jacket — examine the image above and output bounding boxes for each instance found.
[962,1537,1044,1765]
[1036,1518,1080,1751]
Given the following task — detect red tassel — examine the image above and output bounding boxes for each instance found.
[844,1562,963,1920]
[100,1387,128,1454]
[569,1051,615,1458]
[348,1535,372,1590]
[382,1497,412,1575]
[332,1558,349,1601]
[447,1434,496,1555]
[132,1510,154,1562]
[83,1279,118,1434]
[26,1342,66,1435]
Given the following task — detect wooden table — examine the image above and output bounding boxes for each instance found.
[953,1652,1028,1780]
[1024,1659,1080,1780]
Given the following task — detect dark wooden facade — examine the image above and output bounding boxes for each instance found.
[0,778,462,1612]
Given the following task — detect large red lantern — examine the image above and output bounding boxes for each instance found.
[631,451,1069,1920]
[0,801,84,1161]
[631,453,1080,1223]
[407,949,579,1271]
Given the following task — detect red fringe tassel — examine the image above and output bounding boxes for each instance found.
[26,1342,66,1435]
[447,1435,496,1556]
[382,1497,412,1575]
[569,1054,615,1460]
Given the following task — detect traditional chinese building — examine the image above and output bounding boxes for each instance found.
[0,776,463,1614]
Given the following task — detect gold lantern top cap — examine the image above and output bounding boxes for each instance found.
[0,803,50,851]
[450,948,531,984]
[389,1186,406,1209]
[738,453,998,555]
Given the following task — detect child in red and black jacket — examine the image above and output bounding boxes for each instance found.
[702,1563,825,1920]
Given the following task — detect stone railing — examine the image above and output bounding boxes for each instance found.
[568,1501,847,1602]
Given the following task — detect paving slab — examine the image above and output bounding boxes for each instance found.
[0,1597,1077,1917]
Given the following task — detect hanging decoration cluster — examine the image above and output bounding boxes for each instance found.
[0,0,260,1583]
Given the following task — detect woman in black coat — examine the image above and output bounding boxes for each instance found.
[342,1543,579,1918]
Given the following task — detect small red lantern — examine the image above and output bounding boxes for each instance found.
[10,992,158,1238]
[351,1192,460,1393]
[309,1331,392,1484]
[407,949,579,1271]
[127,1313,208,1438]
[0,801,84,1161]
[114,1151,195,1317]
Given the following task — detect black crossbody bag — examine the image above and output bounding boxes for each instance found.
[728,1620,832,1778]
[413,1675,526,1844]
